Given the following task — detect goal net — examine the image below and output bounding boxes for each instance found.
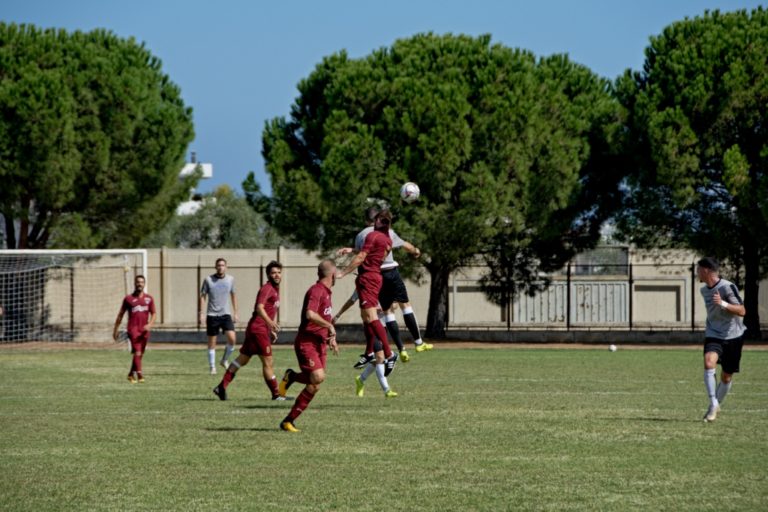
[0,250,147,343]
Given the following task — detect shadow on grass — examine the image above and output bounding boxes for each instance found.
[602,416,695,423]
[204,427,275,432]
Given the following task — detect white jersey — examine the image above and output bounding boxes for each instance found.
[201,274,236,316]
[354,227,404,270]
[700,278,745,340]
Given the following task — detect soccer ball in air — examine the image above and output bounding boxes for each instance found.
[609,344,617,352]
[400,182,420,203]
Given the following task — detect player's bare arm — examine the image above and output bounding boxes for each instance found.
[336,247,355,256]
[713,291,746,317]
[231,291,239,323]
[306,309,338,355]
[198,293,206,324]
[145,312,155,332]
[402,241,421,259]
[333,294,357,323]
[337,251,367,278]
[113,308,126,341]
[256,303,278,332]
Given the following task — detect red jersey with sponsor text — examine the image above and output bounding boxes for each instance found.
[297,281,333,339]
[360,230,391,273]
[250,281,279,333]
[122,293,155,338]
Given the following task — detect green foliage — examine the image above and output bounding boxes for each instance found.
[615,8,768,335]
[1,347,767,511]
[263,33,622,335]
[145,185,281,249]
[0,23,196,249]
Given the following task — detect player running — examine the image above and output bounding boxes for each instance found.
[697,257,746,422]
[113,275,156,383]
[278,260,339,432]
[213,261,284,401]
[199,258,239,374]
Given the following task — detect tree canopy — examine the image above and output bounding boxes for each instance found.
[145,185,281,249]
[615,8,768,337]
[263,33,621,337]
[0,23,196,249]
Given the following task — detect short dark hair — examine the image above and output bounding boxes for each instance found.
[215,258,227,265]
[375,209,392,225]
[697,257,720,271]
[266,260,282,275]
[364,206,380,223]
[135,275,146,282]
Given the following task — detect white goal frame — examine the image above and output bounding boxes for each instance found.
[0,249,147,343]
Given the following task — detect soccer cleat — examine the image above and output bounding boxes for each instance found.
[355,376,365,397]
[279,369,294,397]
[353,353,375,369]
[209,366,217,375]
[280,420,300,432]
[703,404,720,422]
[384,390,398,398]
[400,349,410,363]
[219,358,230,370]
[137,375,145,383]
[415,342,434,353]
[272,395,288,401]
[213,384,227,401]
[384,352,399,376]
[127,375,137,384]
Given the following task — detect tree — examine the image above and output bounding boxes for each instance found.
[145,185,281,249]
[263,33,621,337]
[0,23,196,249]
[615,8,768,338]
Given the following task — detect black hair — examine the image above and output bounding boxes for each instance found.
[215,258,227,265]
[697,257,720,272]
[266,260,282,274]
[364,206,380,223]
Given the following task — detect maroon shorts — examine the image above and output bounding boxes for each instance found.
[241,326,272,357]
[356,272,382,310]
[129,331,149,354]
[294,334,326,373]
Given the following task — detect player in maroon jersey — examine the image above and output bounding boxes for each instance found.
[278,260,339,432]
[113,275,156,383]
[336,209,398,398]
[213,261,284,400]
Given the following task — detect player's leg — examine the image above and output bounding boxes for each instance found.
[716,336,743,407]
[362,306,392,358]
[379,274,405,353]
[220,316,236,368]
[127,336,139,383]
[400,302,431,352]
[703,340,722,421]
[213,351,251,400]
[258,354,282,400]
[281,342,326,431]
[136,334,148,382]
[206,315,219,374]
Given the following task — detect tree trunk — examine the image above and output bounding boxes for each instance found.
[3,211,16,249]
[742,235,762,340]
[426,265,450,339]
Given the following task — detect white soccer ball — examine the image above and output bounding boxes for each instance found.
[400,182,420,203]
[609,344,617,352]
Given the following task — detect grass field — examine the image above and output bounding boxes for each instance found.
[0,344,766,511]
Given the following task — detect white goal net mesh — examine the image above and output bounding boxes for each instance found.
[0,250,146,343]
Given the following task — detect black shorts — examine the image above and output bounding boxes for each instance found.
[379,268,410,311]
[206,315,235,336]
[704,335,744,374]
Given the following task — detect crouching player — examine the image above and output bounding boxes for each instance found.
[278,260,339,432]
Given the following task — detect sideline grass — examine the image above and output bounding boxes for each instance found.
[0,345,766,511]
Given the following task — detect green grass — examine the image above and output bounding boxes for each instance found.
[0,345,766,511]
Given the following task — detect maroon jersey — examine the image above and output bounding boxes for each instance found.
[251,281,279,332]
[298,281,333,339]
[360,230,391,273]
[121,293,155,338]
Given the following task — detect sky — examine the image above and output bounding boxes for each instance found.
[3,0,764,195]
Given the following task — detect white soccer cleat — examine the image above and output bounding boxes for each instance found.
[209,366,217,375]
[703,404,720,422]
[219,358,230,370]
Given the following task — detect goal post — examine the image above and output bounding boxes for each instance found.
[0,249,148,343]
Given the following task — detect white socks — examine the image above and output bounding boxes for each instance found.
[208,349,216,368]
[359,363,376,382]
[375,363,390,392]
[704,369,718,407]
[716,381,732,404]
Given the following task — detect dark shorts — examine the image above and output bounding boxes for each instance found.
[240,326,272,357]
[704,335,744,374]
[356,272,382,310]
[294,334,326,373]
[129,331,149,354]
[206,314,235,336]
[379,268,409,311]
